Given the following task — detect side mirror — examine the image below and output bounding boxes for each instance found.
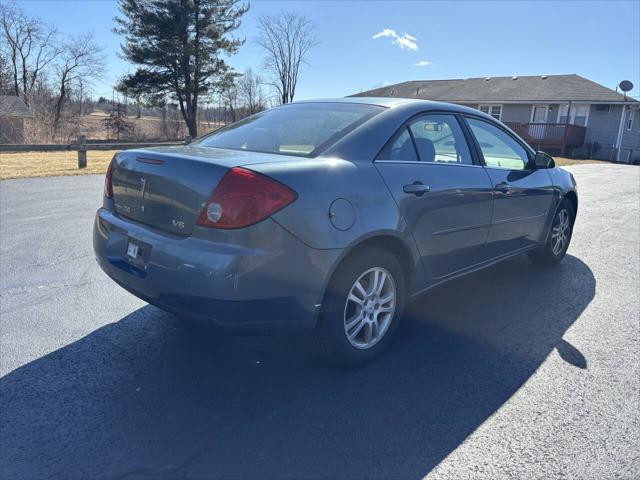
[532,151,555,169]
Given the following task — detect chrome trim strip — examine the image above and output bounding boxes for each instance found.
[432,222,491,236]
[374,160,483,169]
[429,214,546,236]
[491,212,546,226]
[482,165,534,172]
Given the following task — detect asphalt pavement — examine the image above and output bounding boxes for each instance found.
[0,164,638,479]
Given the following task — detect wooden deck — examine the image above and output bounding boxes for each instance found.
[505,122,586,155]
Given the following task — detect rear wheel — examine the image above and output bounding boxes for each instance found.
[315,247,406,366]
[528,199,575,265]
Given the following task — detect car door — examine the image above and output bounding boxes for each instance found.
[375,113,494,280]
[463,116,555,257]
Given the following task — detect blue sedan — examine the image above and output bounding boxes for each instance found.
[93,98,577,365]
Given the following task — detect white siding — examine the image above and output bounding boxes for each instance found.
[583,105,623,160]
[620,108,640,164]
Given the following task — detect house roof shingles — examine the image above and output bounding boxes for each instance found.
[351,74,638,104]
[0,95,33,118]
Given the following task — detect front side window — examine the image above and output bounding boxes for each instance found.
[195,102,384,157]
[408,115,473,164]
[466,117,529,170]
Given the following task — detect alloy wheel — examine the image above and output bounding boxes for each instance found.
[551,208,571,255]
[343,267,396,349]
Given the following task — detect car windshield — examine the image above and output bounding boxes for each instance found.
[194,102,385,157]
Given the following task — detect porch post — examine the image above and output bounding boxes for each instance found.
[614,105,627,163]
[561,101,572,157]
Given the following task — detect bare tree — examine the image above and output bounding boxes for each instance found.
[0,3,61,105]
[220,76,240,123]
[52,34,104,131]
[0,3,25,97]
[238,68,265,114]
[115,81,143,119]
[74,77,88,116]
[0,52,12,94]
[255,12,316,104]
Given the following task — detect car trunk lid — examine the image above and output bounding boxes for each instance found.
[110,146,296,235]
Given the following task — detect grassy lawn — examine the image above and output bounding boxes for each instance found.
[553,157,609,167]
[0,151,613,180]
[0,150,117,180]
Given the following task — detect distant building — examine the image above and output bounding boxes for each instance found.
[0,95,33,143]
[352,74,640,163]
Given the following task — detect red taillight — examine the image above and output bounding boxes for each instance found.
[196,167,297,229]
[104,156,115,198]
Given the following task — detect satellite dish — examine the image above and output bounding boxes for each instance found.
[619,80,634,92]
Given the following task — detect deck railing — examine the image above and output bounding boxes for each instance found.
[505,122,586,153]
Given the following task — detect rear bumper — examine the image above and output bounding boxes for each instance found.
[93,208,341,329]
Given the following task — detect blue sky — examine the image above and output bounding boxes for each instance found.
[16,0,640,101]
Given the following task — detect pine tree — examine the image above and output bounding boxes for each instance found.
[102,102,132,140]
[114,0,248,138]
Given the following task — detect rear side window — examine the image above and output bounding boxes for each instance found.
[377,113,473,164]
[466,117,530,170]
[195,103,384,157]
[377,127,418,161]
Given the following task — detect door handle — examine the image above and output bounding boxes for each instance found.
[494,182,511,193]
[403,182,430,196]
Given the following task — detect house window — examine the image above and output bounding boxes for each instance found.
[627,110,635,131]
[558,104,590,126]
[478,104,502,121]
[531,105,549,123]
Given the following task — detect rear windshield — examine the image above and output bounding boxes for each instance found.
[194,102,384,157]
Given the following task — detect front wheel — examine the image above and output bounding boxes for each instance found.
[315,247,406,366]
[528,199,575,265]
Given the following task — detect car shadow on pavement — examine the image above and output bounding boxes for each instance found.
[0,254,594,479]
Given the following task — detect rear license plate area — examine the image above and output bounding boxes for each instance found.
[126,242,139,259]
[125,238,150,266]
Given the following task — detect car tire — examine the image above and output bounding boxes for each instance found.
[528,198,575,266]
[314,246,406,366]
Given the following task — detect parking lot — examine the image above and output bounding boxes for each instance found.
[1,164,638,479]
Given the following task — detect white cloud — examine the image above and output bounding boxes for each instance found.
[414,60,432,67]
[372,28,397,39]
[395,35,418,51]
[372,28,418,51]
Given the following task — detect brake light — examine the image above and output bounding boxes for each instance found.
[104,156,115,198]
[197,167,297,229]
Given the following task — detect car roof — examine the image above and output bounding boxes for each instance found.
[291,97,413,108]
[290,97,481,114]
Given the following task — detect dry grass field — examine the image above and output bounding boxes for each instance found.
[78,112,219,141]
[0,112,224,180]
[0,151,118,180]
[0,151,611,181]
